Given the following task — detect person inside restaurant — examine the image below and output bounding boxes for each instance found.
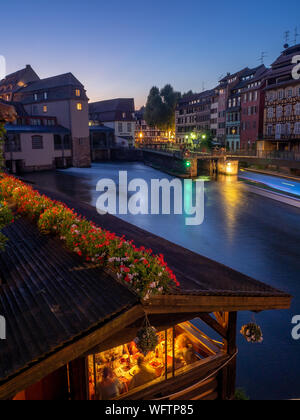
[129,355,157,390]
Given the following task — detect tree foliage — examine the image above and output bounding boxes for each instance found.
[144,85,181,131]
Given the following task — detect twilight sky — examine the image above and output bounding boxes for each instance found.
[0,0,299,108]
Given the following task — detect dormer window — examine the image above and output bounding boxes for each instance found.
[76,89,81,97]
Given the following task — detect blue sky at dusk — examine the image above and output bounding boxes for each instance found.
[0,0,299,108]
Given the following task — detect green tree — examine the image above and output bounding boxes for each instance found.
[144,85,181,131]
[182,90,195,98]
[197,129,214,152]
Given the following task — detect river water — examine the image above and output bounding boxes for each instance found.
[22,162,300,400]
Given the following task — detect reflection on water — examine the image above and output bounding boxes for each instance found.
[22,163,300,400]
[217,175,244,242]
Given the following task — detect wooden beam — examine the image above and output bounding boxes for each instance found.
[144,295,291,313]
[221,312,237,400]
[0,305,145,400]
[198,313,228,339]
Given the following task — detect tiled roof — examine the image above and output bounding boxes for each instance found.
[19,73,84,92]
[0,218,138,382]
[0,65,40,91]
[89,125,114,133]
[89,99,135,122]
[5,124,70,134]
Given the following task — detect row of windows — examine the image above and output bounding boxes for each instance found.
[242,121,257,130]
[266,87,300,102]
[33,90,81,102]
[266,123,300,136]
[178,105,211,115]
[227,113,240,122]
[118,122,133,133]
[5,135,72,152]
[242,91,258,103]
[242,106,257,116]
[267,103,300,118]
[228,97,241,108]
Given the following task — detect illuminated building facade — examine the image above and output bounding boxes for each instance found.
[259,44,300,154]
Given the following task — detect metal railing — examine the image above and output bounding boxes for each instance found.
[227,150,300,161]
[136,143,300,162]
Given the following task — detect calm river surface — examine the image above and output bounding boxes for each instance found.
[22,162,300,400]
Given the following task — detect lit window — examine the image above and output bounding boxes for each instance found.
[76,89,81,97]
[77,103,82,111]
[43,106,48,113]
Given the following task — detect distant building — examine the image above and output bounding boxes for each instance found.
[89,98,136,147]
[0,67,91,171]
[239,65,267,150]
[259,44,300,154]
[175,90,215,144]
[223,69,251,151]
[210,91,219,143]
[135,108,168,144]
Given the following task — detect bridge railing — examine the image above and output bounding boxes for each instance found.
[227,150,300,161]
[136,144,300,162]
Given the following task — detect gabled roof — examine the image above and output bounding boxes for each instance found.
[19,73,84,92]
[89,98,135,122]
[0,65,40,91]
[234,65,267,90]
[89,98,135,114]
[271,43,300,69]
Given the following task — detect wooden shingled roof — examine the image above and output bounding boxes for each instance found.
[0,218,139,385]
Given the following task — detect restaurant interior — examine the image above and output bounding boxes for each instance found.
[87,319,224,400]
